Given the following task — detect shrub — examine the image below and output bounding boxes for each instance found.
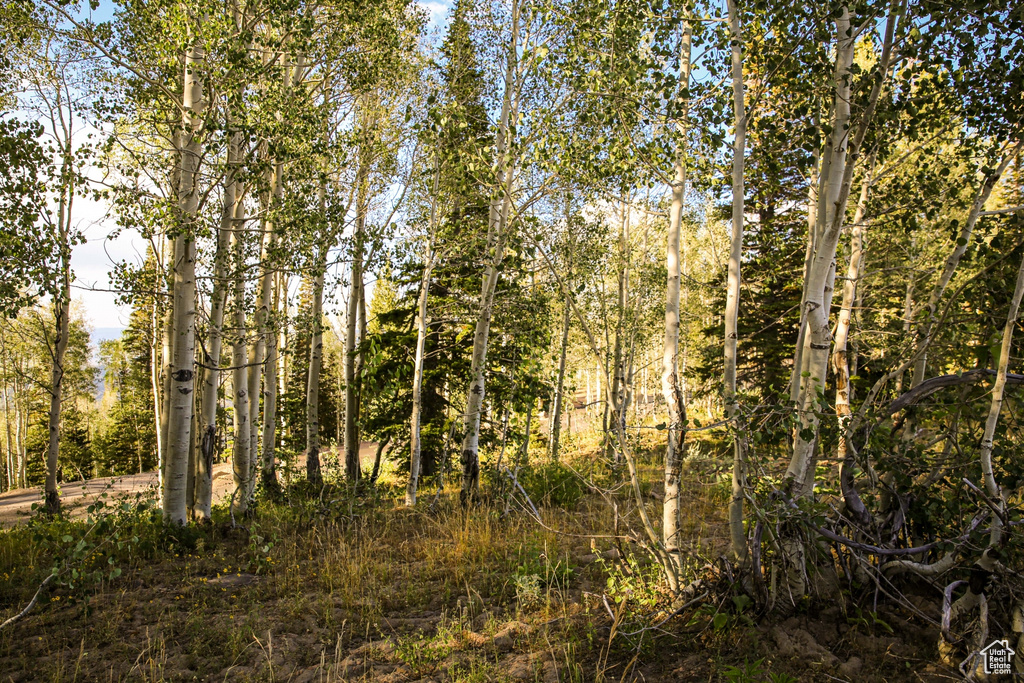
[517,461,586,508]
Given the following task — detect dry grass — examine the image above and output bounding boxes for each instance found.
[0,431,950,682]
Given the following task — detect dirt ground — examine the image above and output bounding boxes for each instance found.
[0,442,381,527]
[0,435,980,682]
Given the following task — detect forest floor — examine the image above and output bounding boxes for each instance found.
[0,435,964,682]
[0,443,383,527]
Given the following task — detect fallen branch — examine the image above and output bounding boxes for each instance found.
[882,550,956,577]
[0,573,56,631]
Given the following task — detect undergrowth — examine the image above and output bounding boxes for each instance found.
[0,435,949,681]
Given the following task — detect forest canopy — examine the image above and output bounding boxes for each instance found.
[0,0,1023,678]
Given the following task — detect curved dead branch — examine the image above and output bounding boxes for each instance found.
[885,369,1024,416]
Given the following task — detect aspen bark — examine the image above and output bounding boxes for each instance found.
[458,0,519,503]
[244,219,267,508]
[259,257,280,498]
[246,159,283,505]
[164,41,205,526]
[344,161,368,483]
[256,61,294,498]
[609,201,630,461]
[978,249,1024,545]
[788,7,897,501]
[407,161,440,506]
[833,163,872,524]
[44,138,75,514]
[230,198,251,514]
[195,125,239,521]
[786,7,856,496]
[724,0,747,562]
[549,302,571,461]
[790,115,823,404]
[306,263,325,484]
[662,23,691,569]
[306,183,328,485]
[833,168,871,444]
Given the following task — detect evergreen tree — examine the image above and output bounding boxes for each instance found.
[279,278,339,464]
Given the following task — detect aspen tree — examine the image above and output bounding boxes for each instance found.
[786,4,896,499]
[11,27,90,513]
[164,37,205,525]
[909,142,1023,388]
[458,0,520,503]
[194,91,241,521]
[608,200,630,462]
[661,21,691,567]
[43,102,76,514]
[306,182,328,484]
[230,195,251,512]
[344,116,371,483]
[406,157,441,505]
[548,302,571,461]
[978,249,1024,545]
[724,0,747,562]
[832,158,873,523]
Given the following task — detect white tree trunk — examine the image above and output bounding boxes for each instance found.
[790,117,823,404]
[195,126,238,521]
[458,0,519,503]
[549,302,571,461]
[608,201,630,460]
[788,8,897,500]
[833,162,872,524]
[245,159,282,507]
[978,249,1024,545]
[344,162,368,483]
[724,0,748,562]
[407,159,440,506]
[662,22,691,580]
[230,198,251,515]
[306,263,325,483]
[164,41,205,526]
[786,6,856,497]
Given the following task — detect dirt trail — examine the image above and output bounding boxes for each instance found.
[0,442,380,527]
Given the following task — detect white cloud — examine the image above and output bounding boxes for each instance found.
[417,0,450,20]
[70,188,145,333]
